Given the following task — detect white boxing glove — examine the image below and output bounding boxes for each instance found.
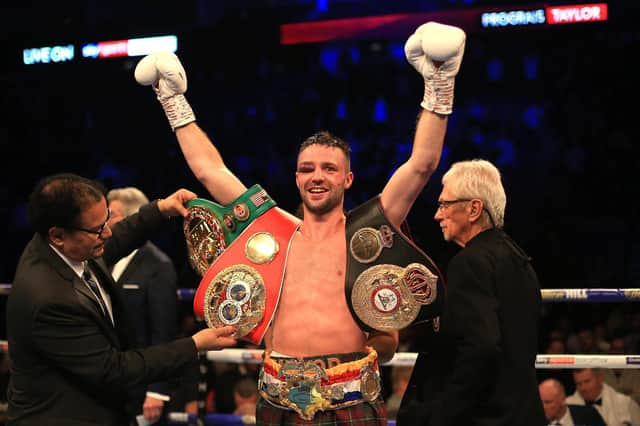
[405,22,466,115]
[134,52,195,130]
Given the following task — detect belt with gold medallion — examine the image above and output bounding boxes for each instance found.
[184,185,300,344]
[259,347,381,420]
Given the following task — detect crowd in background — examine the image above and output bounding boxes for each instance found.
[3,12,639,290]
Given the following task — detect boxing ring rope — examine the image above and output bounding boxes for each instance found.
[2,285,639,301]
[539,288,640,302]
[2,285,639,425]
[201,348,640,369]
[0,284,12,296]
[174,287,640,304]
[0,343,636,369]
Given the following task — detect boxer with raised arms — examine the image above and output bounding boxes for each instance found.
[135,21,465,424]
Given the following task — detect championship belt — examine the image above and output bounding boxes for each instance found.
[183,184,275,276]
[259,347,381,420]
[345,196,445,332]
[188,189,300,344]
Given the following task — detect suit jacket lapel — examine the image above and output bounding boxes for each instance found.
[30,236,103,320]
[30,236,104,320]
[115,244,147,285]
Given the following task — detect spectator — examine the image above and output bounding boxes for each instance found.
[538,334,575,396]
[593,324,611,353]
[385,366,413,421]
[232,376,258,418]
[0,342,9,424]
[576,328,601,355]
[567,368,640,426]
[107,186,181,425]
[602,334,640,405]
[539,378,605,426]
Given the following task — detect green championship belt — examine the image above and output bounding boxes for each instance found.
[185,184,300,344]
[183,184,276,276]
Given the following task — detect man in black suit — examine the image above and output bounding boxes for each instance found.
[107,186,180,425]
[6,173,237,426]
[539,378,605,426]
[397,159,546,425]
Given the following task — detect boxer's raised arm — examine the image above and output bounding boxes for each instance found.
[135,52,246,204]
[381,22,465,228]
[174,124,247,204]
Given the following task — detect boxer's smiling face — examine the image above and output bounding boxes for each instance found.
[296,144,353,216]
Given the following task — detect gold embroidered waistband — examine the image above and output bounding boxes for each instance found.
[259,347,381,420]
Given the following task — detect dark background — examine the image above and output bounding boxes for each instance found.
[1,0,638,343]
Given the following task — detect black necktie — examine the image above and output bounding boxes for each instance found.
[83,264,109,318]
[586,398,602,406]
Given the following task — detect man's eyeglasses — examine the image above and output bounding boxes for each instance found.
[70,209,111,236]
[436,199,471,211]
[437,198,497,228]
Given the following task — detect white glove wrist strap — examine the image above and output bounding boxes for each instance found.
[422,77,455,115]
[159,94,196,131]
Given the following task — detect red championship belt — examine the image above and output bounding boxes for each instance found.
[193,207,300,344]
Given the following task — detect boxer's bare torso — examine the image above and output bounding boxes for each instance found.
[265,223,367,356]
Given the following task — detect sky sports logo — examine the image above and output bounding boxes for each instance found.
[23,35,177,65]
